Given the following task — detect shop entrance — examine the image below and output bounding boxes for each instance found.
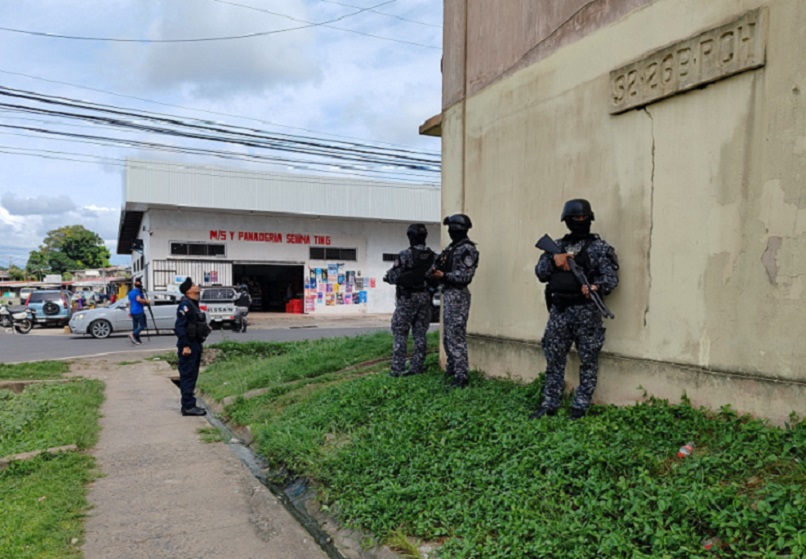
[233,264,304,312]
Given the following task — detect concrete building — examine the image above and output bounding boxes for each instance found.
[117,161,440,314]
[428,0,806,422]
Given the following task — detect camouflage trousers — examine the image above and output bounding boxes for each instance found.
[391,291,431,375]
[443,287,471,381]
[539,302,605,412]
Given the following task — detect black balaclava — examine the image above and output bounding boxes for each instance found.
[407,231,427,246]
[448,228,468,243]
[406,224,428,247]
[565,217,592,240]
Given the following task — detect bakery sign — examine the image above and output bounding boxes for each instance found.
[609,8,767,114]
[209,230,331,245]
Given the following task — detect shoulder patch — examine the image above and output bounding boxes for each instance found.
[463,253,477,268]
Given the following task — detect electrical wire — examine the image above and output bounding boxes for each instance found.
[317,0,441,28]
[0,1,440,49]
[0,68,438,151]
[209,0,440,48]
[0,85,440,160]
[0,144,440,186]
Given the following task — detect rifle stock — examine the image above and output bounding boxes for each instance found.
[535,234,615,319]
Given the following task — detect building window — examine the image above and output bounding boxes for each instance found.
[170,242,226,257]
[382,253,397,262]
[309,247,357,261]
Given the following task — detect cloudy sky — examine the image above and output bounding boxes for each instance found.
[0,0,443,267]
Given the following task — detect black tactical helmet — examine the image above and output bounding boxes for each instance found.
[239,284,249,292]
[560,199,595,222]
[406,223,428,239]
[443,214,473,231]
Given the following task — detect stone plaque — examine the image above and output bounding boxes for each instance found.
[609,8,767,114]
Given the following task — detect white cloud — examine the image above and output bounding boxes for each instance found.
[1,193,76,216]
[0,0,443,267]
[111,0,322,99]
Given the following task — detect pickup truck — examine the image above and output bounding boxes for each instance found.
[199,287,238,328]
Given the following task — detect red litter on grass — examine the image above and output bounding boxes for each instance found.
[703,537,723,551]
[677,441,694,458]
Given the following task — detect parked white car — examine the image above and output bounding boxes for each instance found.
[69,292,180,338]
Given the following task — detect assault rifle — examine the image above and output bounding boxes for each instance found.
[535,234,615,319]
[426,248,450,290]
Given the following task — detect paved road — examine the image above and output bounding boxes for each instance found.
[1,323,391,363]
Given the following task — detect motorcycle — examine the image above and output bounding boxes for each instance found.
[0,304,34,334]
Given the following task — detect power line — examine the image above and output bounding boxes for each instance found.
[210,0,440,48]
[0,85,439,160]
[0,1,440,49]
[0,124,438,179]
[0,145,440,186]
[0,87,442,178]
[317,0,441,28]
[0,68,438,151]
[0,108,439,173]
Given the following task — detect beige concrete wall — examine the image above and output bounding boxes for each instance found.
[443,0,653,109]
[445,0,806,419]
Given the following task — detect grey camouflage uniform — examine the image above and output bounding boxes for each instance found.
[384,244,433,375]
[439,240,479,382]
[536,235,618,412]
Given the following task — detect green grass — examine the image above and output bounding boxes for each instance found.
[197,426,228,443]
[204,336,806,559]
[199,331,428,402]
[0,378,104,559]
[0,380,105,456]
[0,453,97,559]
[0,361,70,380]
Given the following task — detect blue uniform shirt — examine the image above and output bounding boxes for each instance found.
[128,288,144,315]
[175,297,201,349]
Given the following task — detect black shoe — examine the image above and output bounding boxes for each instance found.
[529,408,557,420]
[388,371,402,378]
[447,377,468,390]
[569,407,587,421]
[401,370,421,377]
[181,406,207,416]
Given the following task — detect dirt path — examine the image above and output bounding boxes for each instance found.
[70,353,330,559]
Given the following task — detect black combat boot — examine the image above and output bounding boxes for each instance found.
[569,407,587,421]
[529,408,557,420]
[181,406,207,416]
[447,376,468,390]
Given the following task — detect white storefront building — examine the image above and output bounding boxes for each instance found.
[117,161,440,314]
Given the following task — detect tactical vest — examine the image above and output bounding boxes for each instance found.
[546,236,596,309]
[397,247,436,292]
[183,299,211,342]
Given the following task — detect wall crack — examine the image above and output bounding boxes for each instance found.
[643,107,655,327]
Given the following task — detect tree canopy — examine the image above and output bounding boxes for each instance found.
[25,225,110,279]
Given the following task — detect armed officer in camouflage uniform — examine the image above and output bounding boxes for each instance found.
[383,224,435,377]
[430,214,479,390]
[531,199,619,420]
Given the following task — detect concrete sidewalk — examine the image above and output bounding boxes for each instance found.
[71,354,330,559]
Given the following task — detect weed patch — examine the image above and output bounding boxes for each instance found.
[0,361,70,380]
[0,452,97,559]
[199,331,426,402]
[203,334,806,557]
[0,378,103,559]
